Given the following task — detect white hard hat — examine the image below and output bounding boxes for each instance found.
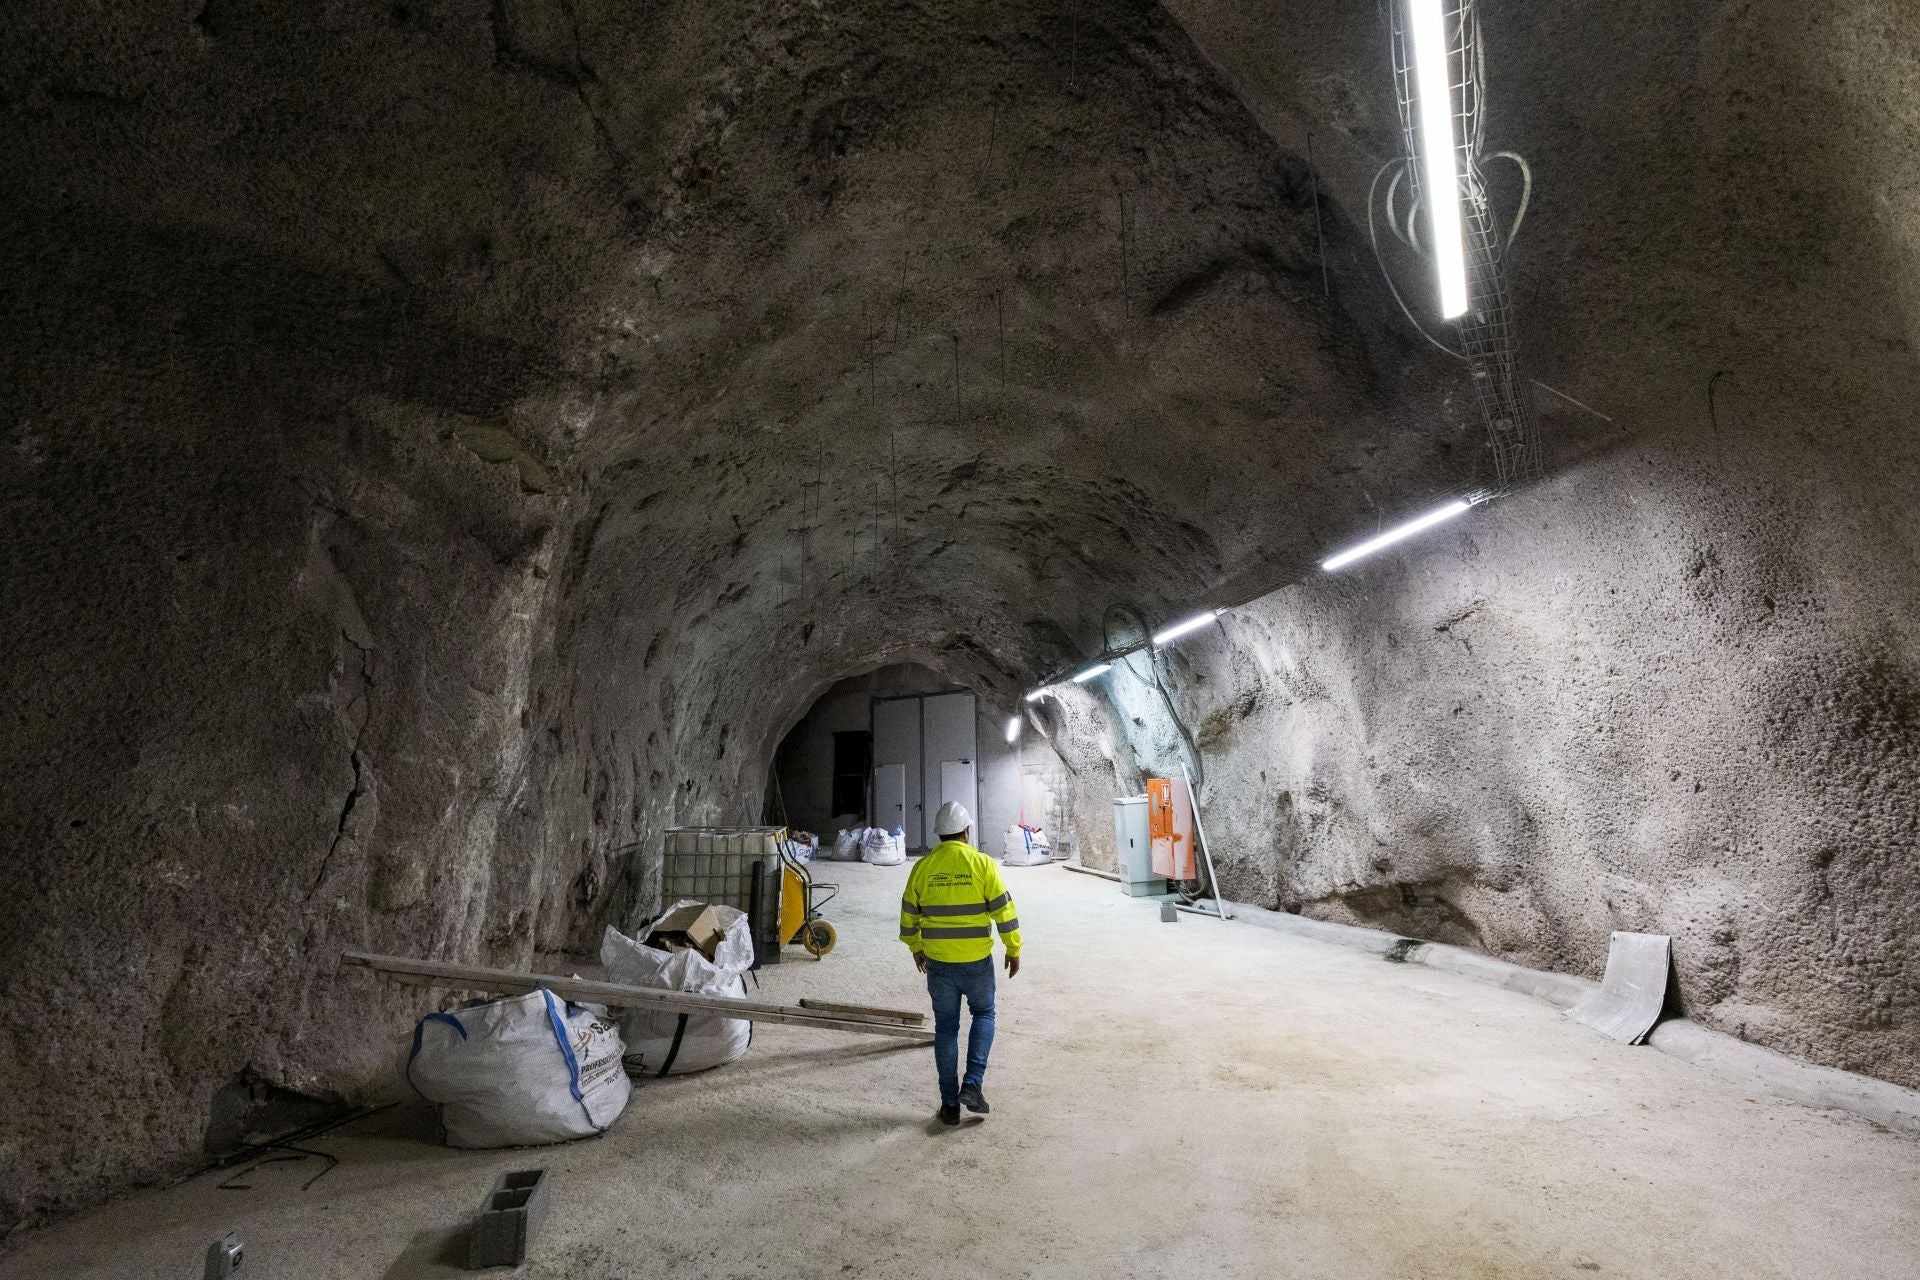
[934,801,972,839]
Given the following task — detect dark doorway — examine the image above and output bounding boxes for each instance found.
[830,730,872,820]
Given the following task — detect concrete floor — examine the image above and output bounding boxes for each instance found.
[6,863,1918,1280]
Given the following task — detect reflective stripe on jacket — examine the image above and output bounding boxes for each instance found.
[899,840,1022,962]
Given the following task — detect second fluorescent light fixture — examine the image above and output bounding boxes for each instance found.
[1005,715,1022,744]
[1152,611,1219,646]
[1320,498,1475,572]
[1070,663,1112,683]
[1409,0,1469,319]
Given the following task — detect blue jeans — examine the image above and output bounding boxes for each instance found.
[925,957,996,1107]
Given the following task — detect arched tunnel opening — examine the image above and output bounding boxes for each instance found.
[768,665,1030,858]
[5,0,1920,1274]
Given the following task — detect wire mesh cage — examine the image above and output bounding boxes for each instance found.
[659,827,787,964]
[1388,0,1542,492]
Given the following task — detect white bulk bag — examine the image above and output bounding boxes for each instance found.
[600,903,754,1076]
[408,990,630,1148]
[1002,824,1051,867]
[862,826,905,866]
[831,827,863,861]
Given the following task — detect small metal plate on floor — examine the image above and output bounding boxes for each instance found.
[1568,931,1672,1045]
[1159,901,1178,922]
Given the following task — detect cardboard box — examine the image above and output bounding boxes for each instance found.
[645,902,726,961]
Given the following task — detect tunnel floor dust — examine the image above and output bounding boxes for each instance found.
[6,866,1917,1279]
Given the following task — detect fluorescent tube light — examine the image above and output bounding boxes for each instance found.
[1005,715,1022,744]
[1409,0,1468,319]
[1320,498,1474,572]
[1152,611,1219,646]
[1024,689,1046,703]
[1070,663,1112,683]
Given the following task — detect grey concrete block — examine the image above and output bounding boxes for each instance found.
[468,1169,549,1271]
[203,1233,243,1278]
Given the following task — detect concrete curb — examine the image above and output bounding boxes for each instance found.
[1644,1020,1920,1135]
[1225,901,1401,956]
[1405,939,1599,1009]
[1223,900,1920,1137]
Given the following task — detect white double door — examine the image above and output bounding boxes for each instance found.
[871,691,977,851]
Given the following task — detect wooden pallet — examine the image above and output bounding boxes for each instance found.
[341,952,934,1043]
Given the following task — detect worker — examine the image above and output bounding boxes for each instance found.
[899,800,1022,1125]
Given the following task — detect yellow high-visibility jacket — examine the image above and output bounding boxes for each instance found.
[899,840,1022,963]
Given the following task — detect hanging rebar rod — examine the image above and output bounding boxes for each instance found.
[980,95,997,182]
[997,290,1007,392]
[893,247,909,343]
[1068,9,1078,92]
[1307,131,1330,299]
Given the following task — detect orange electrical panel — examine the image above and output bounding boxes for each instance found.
[1147,777,1196,880]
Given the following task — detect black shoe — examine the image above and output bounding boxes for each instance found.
[958,1084,989,1114]
[938,1104,961,1126]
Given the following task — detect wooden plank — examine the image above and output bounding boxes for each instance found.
[340,952,934,1042]
[1060,861,1120,882]
[799,998,925,1025]
[345,952,929,1041]
[345,951,892,1023]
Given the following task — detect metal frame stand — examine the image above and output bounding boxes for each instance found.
[1174,763,1231,920]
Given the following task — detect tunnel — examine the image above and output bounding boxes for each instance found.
[3,1,1919,1275]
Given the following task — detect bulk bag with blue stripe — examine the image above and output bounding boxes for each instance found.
[407,988,631,1147]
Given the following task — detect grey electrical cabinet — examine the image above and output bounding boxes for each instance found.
[1112,796,1165,897]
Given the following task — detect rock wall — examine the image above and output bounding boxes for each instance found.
[0,207,579,1230]
[1046,397,1920,1088]
[1037,0,1920,1090]
[1041,0,1920,1093]
[2,1,628,1230]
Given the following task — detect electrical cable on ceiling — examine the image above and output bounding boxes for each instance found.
[1016,9,1595,704]
[1368,148,1535,366]
[1370,149,1606,433]
[1102,602,1203,793]
[1101,602,1217,905]
[1368,160,1469,364]
[1379,0,1542,492]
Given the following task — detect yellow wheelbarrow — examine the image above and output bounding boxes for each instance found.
[777,833,839,958]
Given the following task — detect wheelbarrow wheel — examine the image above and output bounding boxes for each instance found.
[801,919,837,958]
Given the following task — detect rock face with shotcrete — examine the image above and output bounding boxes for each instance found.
[2,0,1917,1232]
[1037,0,1920,1095]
